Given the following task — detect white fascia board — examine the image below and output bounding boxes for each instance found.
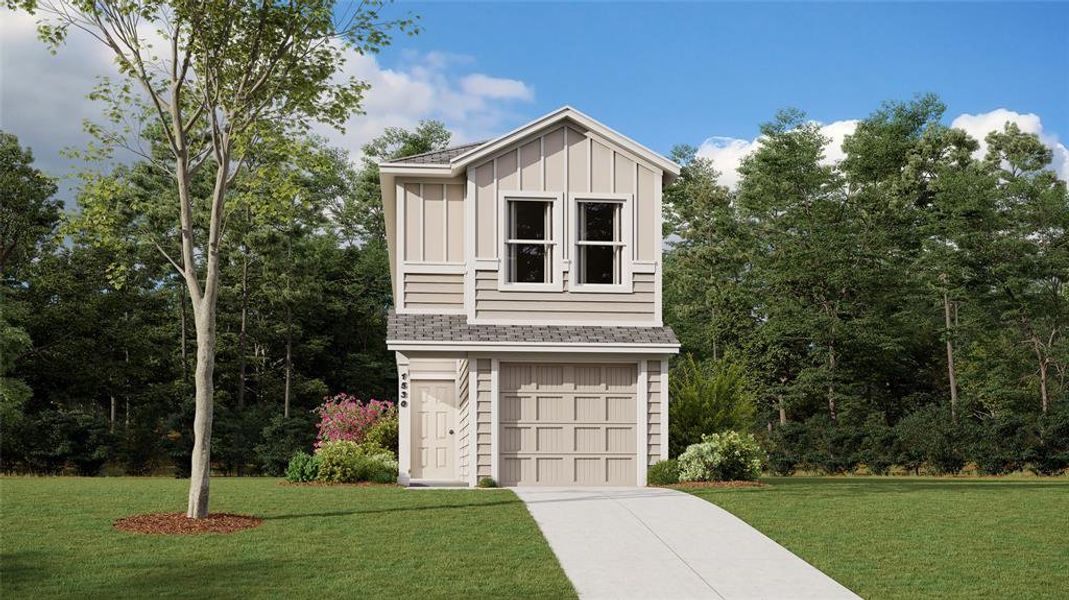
[386,340,681,354]
[378,164,454,177]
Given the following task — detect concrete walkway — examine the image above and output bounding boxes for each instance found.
[513,487,860,600]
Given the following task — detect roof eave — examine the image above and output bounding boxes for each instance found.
[386,340,681,354]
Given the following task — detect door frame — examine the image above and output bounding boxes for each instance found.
[409,375,459,483]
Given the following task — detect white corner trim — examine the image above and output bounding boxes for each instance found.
[397,363,411,486]
[660,358,669,461]
[637,360,648,487]
[490,358,500,483]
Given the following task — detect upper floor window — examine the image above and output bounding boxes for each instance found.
[577,201,623,285]
[506,199,554,284]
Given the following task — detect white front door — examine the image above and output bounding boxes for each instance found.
[411,381,457,480]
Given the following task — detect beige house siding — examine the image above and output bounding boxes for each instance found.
[475,359,493,479]
[473,270,656,323]
[456,358,471,482]
[469,124,662,325]
[398,179,466,264]
[647,360,662,466]
[403,272,464,311]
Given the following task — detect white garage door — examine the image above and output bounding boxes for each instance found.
[499,363,637,486]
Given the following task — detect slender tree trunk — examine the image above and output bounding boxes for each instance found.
[179,291,189,384]
[778,399,787,425]
[110,396,116,433]
[237,250,249,409]
[284,310,292,419]
[187,299,218,518]
[944,289,959,422]
[827,344,838,422]
[1037,348,1050,415]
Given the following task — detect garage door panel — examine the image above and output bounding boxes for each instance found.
[575,396,605,421]
[500,363,637,486]
[606,458,633,484]
[607,396,634,421]
[606,427,633,452]
[536,457,566,483]
[502,426,524,452]
[536,426,565,451]
[575,427,602,452]
[536,395,570,420]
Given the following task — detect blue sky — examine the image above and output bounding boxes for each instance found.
[394,1,1067,154]
[2,2,1067,191]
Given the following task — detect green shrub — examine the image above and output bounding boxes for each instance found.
[896,405,968,475]
[21,409,113,475]
[678,431,764,482]
[766,422,805,475]
[647,458,680,485]
[800,416,863,474]
[668,355,755,457]
[970,413,1031,475]
[1028,407,1069,476]
[256,413,317,476]
[477,477,498,488]
[315,440,397,483]
[859,414,897,475]
[285,450,320,483]
[362,409,399,457]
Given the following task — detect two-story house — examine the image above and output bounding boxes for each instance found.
[380,107,680,487]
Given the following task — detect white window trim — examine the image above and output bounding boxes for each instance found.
[569,192,634,293]
[498,190,564,292]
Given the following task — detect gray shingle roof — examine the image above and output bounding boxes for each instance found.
[388,141,488,165]
[387,312,679,346]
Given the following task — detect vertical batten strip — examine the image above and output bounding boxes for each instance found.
[442,183,448,261]
[418,183,425,262]
[637,360,648,486]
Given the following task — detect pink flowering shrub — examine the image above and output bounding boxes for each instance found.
[314,394,395,449]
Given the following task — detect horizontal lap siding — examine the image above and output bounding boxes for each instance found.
[471,124,661,324]
[457,359,470,482]
[476,359,492,479]
[403,273,463,311]
[647,360,662,466]
[475,270,656,322]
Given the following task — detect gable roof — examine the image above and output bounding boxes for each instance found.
[379,106,680,176]
[387,312,680,352]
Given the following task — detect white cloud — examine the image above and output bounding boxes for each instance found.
[951,108,1069,181]
[697,110,1067,189]
[696,120,858,189]
[459,74,533,101]
[0,9,535,201]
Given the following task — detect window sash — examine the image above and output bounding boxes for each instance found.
[507,199,554,284]
[577,200,622,285]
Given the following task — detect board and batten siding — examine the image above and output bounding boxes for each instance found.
[470,125,662,324]
[396,177,466,313]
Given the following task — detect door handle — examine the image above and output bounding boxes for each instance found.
[448,429,455,435]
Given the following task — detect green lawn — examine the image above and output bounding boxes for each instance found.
[687,476,1069,600]
[0,477,576,600]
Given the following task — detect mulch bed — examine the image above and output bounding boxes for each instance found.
[276,481,400,488]
[114,512,263,535]
[666,481,768,489]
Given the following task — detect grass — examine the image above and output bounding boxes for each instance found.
[686,476,1069,600]
[0,477,576,600]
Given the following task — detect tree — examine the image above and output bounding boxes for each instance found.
[0,132,60,278]
[14,0,418,517]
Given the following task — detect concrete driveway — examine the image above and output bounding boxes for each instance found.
[513,487,860,600]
